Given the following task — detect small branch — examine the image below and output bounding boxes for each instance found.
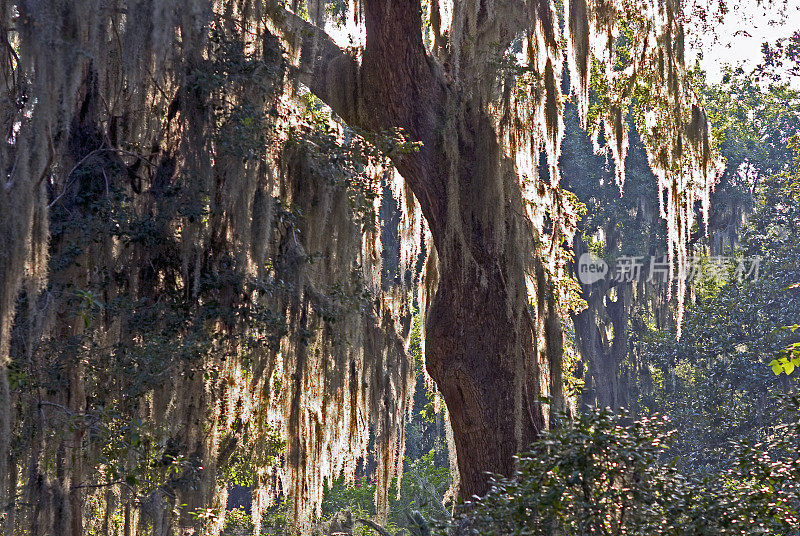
[33,130,56,191]
[37,400,76,415]
[356,519,393,536]
[72,480,124,490]
[48,146,156,208]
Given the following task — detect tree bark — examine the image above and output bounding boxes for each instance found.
[269,0,562,500]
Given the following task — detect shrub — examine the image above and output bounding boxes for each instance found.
[459,400,800,536]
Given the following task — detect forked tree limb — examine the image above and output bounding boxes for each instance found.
[265,0,450,236]
[264,0,568,503]
[264,6,361,125]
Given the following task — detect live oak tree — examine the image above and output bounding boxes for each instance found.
[561,112,669,412]
[0,0,718,534]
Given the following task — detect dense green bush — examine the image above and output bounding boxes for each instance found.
[459,401,800,536]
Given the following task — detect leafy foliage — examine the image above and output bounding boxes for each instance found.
[321,449,451,536]
[637,166,800,473]
[460,403,800,536]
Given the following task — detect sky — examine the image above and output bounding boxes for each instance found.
[690,0,800,83]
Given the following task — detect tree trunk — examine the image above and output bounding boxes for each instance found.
[426,254,553,499]
[573,285,629,410]
[270,0,563,499]
[571,236,630,411]
[419,103,562,499]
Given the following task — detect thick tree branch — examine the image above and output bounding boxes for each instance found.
[471,0,531,65]
[361,0,437,134]
[359,0,449,235]
[266,1,449,236]
[265,6,361,125]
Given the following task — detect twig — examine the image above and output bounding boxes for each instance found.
[72,480,124,490]
[356,519,393,536]
[47,145,105,208]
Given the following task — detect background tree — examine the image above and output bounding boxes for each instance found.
[562,52,800,417]
[636,144,800,474]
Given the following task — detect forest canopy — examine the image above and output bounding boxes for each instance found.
[0,1,798,535]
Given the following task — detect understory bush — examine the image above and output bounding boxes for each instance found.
[459,398,800,535]
[320,448,452,536]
